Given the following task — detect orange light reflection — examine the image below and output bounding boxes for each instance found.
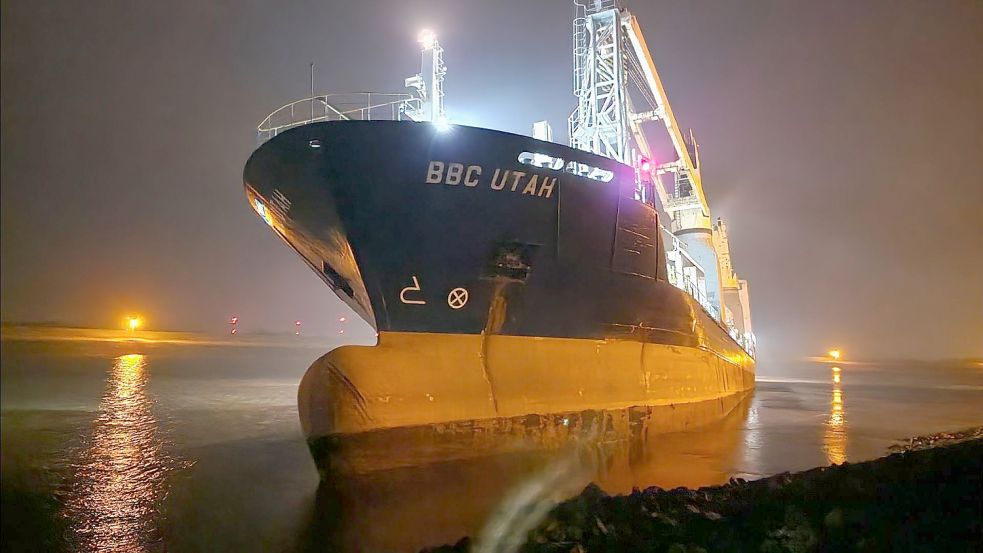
[66,353,180,552]
[823,368,847,465]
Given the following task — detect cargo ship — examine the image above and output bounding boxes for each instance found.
[244,3,755,456]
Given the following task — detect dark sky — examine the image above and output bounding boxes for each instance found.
[2,0,981,362]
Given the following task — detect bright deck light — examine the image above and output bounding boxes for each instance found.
[254,198,273,226]
[417,30,436,50]
[434,116,451,132]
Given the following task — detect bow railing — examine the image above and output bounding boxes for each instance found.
[257,92,421,142]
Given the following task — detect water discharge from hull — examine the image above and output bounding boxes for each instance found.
[303,390,753,551]
[473,424,605,553]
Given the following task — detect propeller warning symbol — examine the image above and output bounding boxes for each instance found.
[447,288,469,309]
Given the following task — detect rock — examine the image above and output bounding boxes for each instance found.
[823,507,844,529]
[650,511,679,526]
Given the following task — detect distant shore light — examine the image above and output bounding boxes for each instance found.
[126,317,141,331]
[828,349,841,361]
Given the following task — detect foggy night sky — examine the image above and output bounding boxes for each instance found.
[2,0,981,363]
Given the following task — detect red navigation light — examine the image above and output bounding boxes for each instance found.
[230,316,238,324]
[639,158,652,172]
[338,316,347,323]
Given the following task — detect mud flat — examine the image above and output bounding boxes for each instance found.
[424,428,983,552]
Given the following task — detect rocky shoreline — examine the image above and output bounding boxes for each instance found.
[424,428,983,552]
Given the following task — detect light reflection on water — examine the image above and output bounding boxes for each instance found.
[65,353,183,552]
[303,393,754,551]
[4,342,981,553]
[823,366,847,464]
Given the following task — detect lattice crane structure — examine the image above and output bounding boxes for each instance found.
[568,0,751,339]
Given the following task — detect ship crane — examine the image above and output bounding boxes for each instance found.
[568,0,753,346]
[570,2,708,222]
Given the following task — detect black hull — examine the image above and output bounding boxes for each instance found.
[244,121,744,362]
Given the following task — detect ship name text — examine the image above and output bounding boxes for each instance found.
[425,161,556,199]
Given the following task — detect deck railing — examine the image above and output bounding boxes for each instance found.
[257,92,421,142]
[662,226,754,357]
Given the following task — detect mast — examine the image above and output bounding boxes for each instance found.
[405,30,447,126]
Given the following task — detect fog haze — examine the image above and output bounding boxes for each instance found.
[2,0,981,362]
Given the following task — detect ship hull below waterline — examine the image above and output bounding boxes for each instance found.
[298,331,754,439]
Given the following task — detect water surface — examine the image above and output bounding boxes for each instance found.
[2,331,980,551]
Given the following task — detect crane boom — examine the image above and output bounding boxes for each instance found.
[568,4,711,222]
[623,14,709,217]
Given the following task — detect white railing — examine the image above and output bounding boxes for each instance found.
[662,226,714,313]
[662,226,753,357]
[257,92,421,142]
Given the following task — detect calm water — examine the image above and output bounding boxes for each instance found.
[2,332,981,552]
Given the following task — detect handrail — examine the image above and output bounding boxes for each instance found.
[256,92,421,142]
[661,224,752,356]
